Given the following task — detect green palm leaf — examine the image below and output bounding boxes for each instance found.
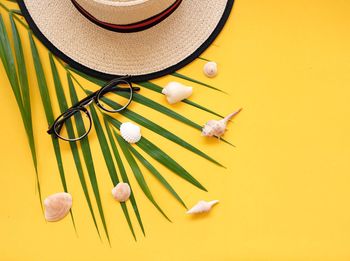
[115,134,171,221]
[128,145,187,208]
[0,2,237,241]
[0,12,41,208]
[104,121,145,235]
[67,77,110,244]
[106,117,206,191]
[29,33,69,192]
[171,72,226,93]
[69,69,234,147]
[29,33,77,226]
[49,55,100,236]
[136,81,224,117]
[68,67,223,118]
[89,104,136,240]
[93,93,223,167]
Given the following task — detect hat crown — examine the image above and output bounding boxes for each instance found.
[75,0,178,25]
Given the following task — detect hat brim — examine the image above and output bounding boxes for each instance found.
[19,0,234,82]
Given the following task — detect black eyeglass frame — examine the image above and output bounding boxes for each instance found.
[47,77,140,141]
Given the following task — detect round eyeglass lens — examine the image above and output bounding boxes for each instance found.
[54,108,92,141]
[96,80,133,112]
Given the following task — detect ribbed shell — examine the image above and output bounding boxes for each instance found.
[120,122,142,143]
[44,192,72,222]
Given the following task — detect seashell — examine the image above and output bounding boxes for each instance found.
[120,122,141,143]
[162,82,193,104]
[186,200,219,214]
[112,182,131,202]
[202,108,242,138]
[44,192,72,222]
[203,61,218,78]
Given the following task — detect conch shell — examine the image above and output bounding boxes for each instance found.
[162,82,193,104]
[120,122,142,144]
[203,61,218,78]
[186,200,219,214]
[202,108,242,138]
[44,192,72,222]
[112,182,131,202]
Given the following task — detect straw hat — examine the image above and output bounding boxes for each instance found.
[18,0,234,81]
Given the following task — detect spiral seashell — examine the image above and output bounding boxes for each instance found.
[203,61,218,78]
[162,82,193,104]
[44,192,72,222]
[186,200,219,214]
[112,182,131,202]
[202,108,242,138]
[120,122,142,144]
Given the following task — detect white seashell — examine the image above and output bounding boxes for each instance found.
[120,122,141,143]
[186,200,219,214]
[44,192,72,222]
[112,182,131,202]
[203,61,218,78]
[162,82,193,104]
[202,108,242,138]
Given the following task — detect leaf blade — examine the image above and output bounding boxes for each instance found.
[67,76,111,244]
[107,117,206,191]
[115,133,171,221]
[89,104,136,240]
[49,57,100,236]
[128,145,187,208]
[105,121,145,236]
[171,72,226,93]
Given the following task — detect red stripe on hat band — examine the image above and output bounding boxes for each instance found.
[71,0,182,32]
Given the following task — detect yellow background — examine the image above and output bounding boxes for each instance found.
[1,0,350,260]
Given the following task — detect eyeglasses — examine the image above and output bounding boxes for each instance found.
[47,76,140,141]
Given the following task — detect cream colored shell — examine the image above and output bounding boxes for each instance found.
[186,200,219,214]
[202,109,242,138]
[203,61,218,78]
[162,82,193,104]
[120,122,142,143]
[112,182,131,202]
[44,192,72,222]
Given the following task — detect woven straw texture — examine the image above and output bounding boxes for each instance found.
[23,0,228,76]
[76,0,177,24]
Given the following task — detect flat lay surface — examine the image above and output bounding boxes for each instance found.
[1,0,350,260]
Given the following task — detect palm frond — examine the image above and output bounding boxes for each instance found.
[171,72,226,93]
[128,145,187,208]
[89,105,136,240]
[68,66,224,118]
[29,33,77,227]
[67,75,110,243]
[106,116,207,191]
[50,55,100,236]
[84,89,223,167]
[0,1,238,242]
[104,121,145,235]
[115,133,171,222]
[0,13,42,208]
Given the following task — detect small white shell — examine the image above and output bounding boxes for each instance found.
[44,192,72,222]
[186,200,219,214]
[162,82,193,104]
[120,122,141,144]
[203,61,218,78]
[112,183,131,202]
[202,109,242,138]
